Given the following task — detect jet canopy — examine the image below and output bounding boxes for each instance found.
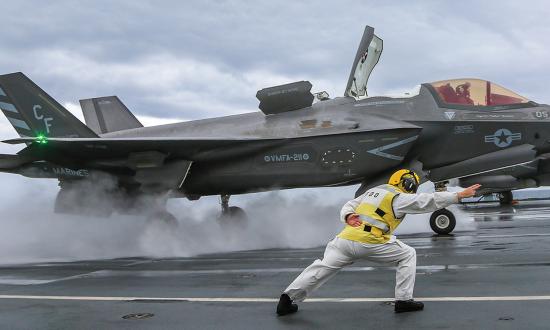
[429,79,530,108]
[345,26,383,100]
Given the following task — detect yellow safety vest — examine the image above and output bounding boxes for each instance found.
[337,184,404,244]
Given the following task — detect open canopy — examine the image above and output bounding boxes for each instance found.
[429,79,530,107]
[345,26,383,100]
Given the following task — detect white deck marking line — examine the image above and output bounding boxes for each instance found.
[1,295,550,302]
[0,271,104,285]
[478,233,550,239]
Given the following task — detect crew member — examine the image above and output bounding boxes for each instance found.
[455,82,474,104]
[277,170,480,315]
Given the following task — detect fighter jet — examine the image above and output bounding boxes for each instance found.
[0,26,548,234]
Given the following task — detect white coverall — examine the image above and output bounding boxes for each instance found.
[284,190,458,302]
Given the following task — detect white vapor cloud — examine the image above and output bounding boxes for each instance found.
[0,178,470,264]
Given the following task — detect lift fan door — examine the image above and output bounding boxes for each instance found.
[256,81,314,115]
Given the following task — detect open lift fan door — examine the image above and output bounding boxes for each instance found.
[256,81,314,115]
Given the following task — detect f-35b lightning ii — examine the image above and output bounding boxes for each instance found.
[0,26,549,234]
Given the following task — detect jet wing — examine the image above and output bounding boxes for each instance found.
[4,116,421,169]
[4,136,287,164]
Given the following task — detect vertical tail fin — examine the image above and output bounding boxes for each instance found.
[0,72,97,138]
[79,96,143,134]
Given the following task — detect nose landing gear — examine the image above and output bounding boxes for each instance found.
[429,208,456,235]
[431,181,457,235]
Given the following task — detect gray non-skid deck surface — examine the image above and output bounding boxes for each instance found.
[1,202,550,329]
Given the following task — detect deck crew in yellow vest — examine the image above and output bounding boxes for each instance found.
[277,170,481,315]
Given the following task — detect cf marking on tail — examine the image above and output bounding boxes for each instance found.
[32,105,54,133]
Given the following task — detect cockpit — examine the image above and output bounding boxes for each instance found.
[428,79,531,108]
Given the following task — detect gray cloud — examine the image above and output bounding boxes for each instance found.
[0,0,548,129]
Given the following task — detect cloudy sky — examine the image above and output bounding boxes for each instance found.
[0,0,548,261]
[0,0,549,142]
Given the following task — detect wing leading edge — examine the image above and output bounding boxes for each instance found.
[4,136,288,164]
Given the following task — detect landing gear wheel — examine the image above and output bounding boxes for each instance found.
[218,206,248,229]
[499,191,513,205]
[218,195,248,229]
[146,211,178,229]
[430,208,456,235]
[54,188,77,214]
[226,206,247,219]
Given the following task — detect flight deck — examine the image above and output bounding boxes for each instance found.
[0,203,550,329]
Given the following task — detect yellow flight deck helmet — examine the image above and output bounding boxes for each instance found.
[388,169,420,193]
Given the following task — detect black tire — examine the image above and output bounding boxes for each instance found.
[146,211,179,229]
[430,208,456,235]
[218,206,248,228]
[54,188,77,214]
[499,191,513,205]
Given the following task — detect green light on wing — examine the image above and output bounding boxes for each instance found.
[36,134,48,144]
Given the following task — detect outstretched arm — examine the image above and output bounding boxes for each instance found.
[393,184,481,218]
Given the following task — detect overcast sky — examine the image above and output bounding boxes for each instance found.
[1,0,549,141]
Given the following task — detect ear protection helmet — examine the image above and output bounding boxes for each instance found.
[388,169,420,193]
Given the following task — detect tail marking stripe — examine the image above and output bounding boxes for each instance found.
[0,101,18,113]
[0,87,5,96]
[6,117,30,130]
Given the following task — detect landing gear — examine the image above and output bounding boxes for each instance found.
[434,181,449,192]
[429,182,457,235]
[218,194,248,228]
[430,208,456,235]
[221,194,231,215]
[146,210,178,229]
[499,191,513,205]
[142,192,179,228]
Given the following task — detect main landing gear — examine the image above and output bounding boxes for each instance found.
[117,190,179,228]
[498,191,513,205]
[146,210,179,228]
[218,194,248,227]
[54,178,179,228]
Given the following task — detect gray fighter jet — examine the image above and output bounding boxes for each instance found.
[0,26,548,234]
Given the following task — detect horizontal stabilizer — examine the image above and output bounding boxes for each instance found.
[0,154,33,169]
[80,96,143,134]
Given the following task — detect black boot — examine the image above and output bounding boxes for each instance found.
[394,299,424,313]
[277,294,298,316]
